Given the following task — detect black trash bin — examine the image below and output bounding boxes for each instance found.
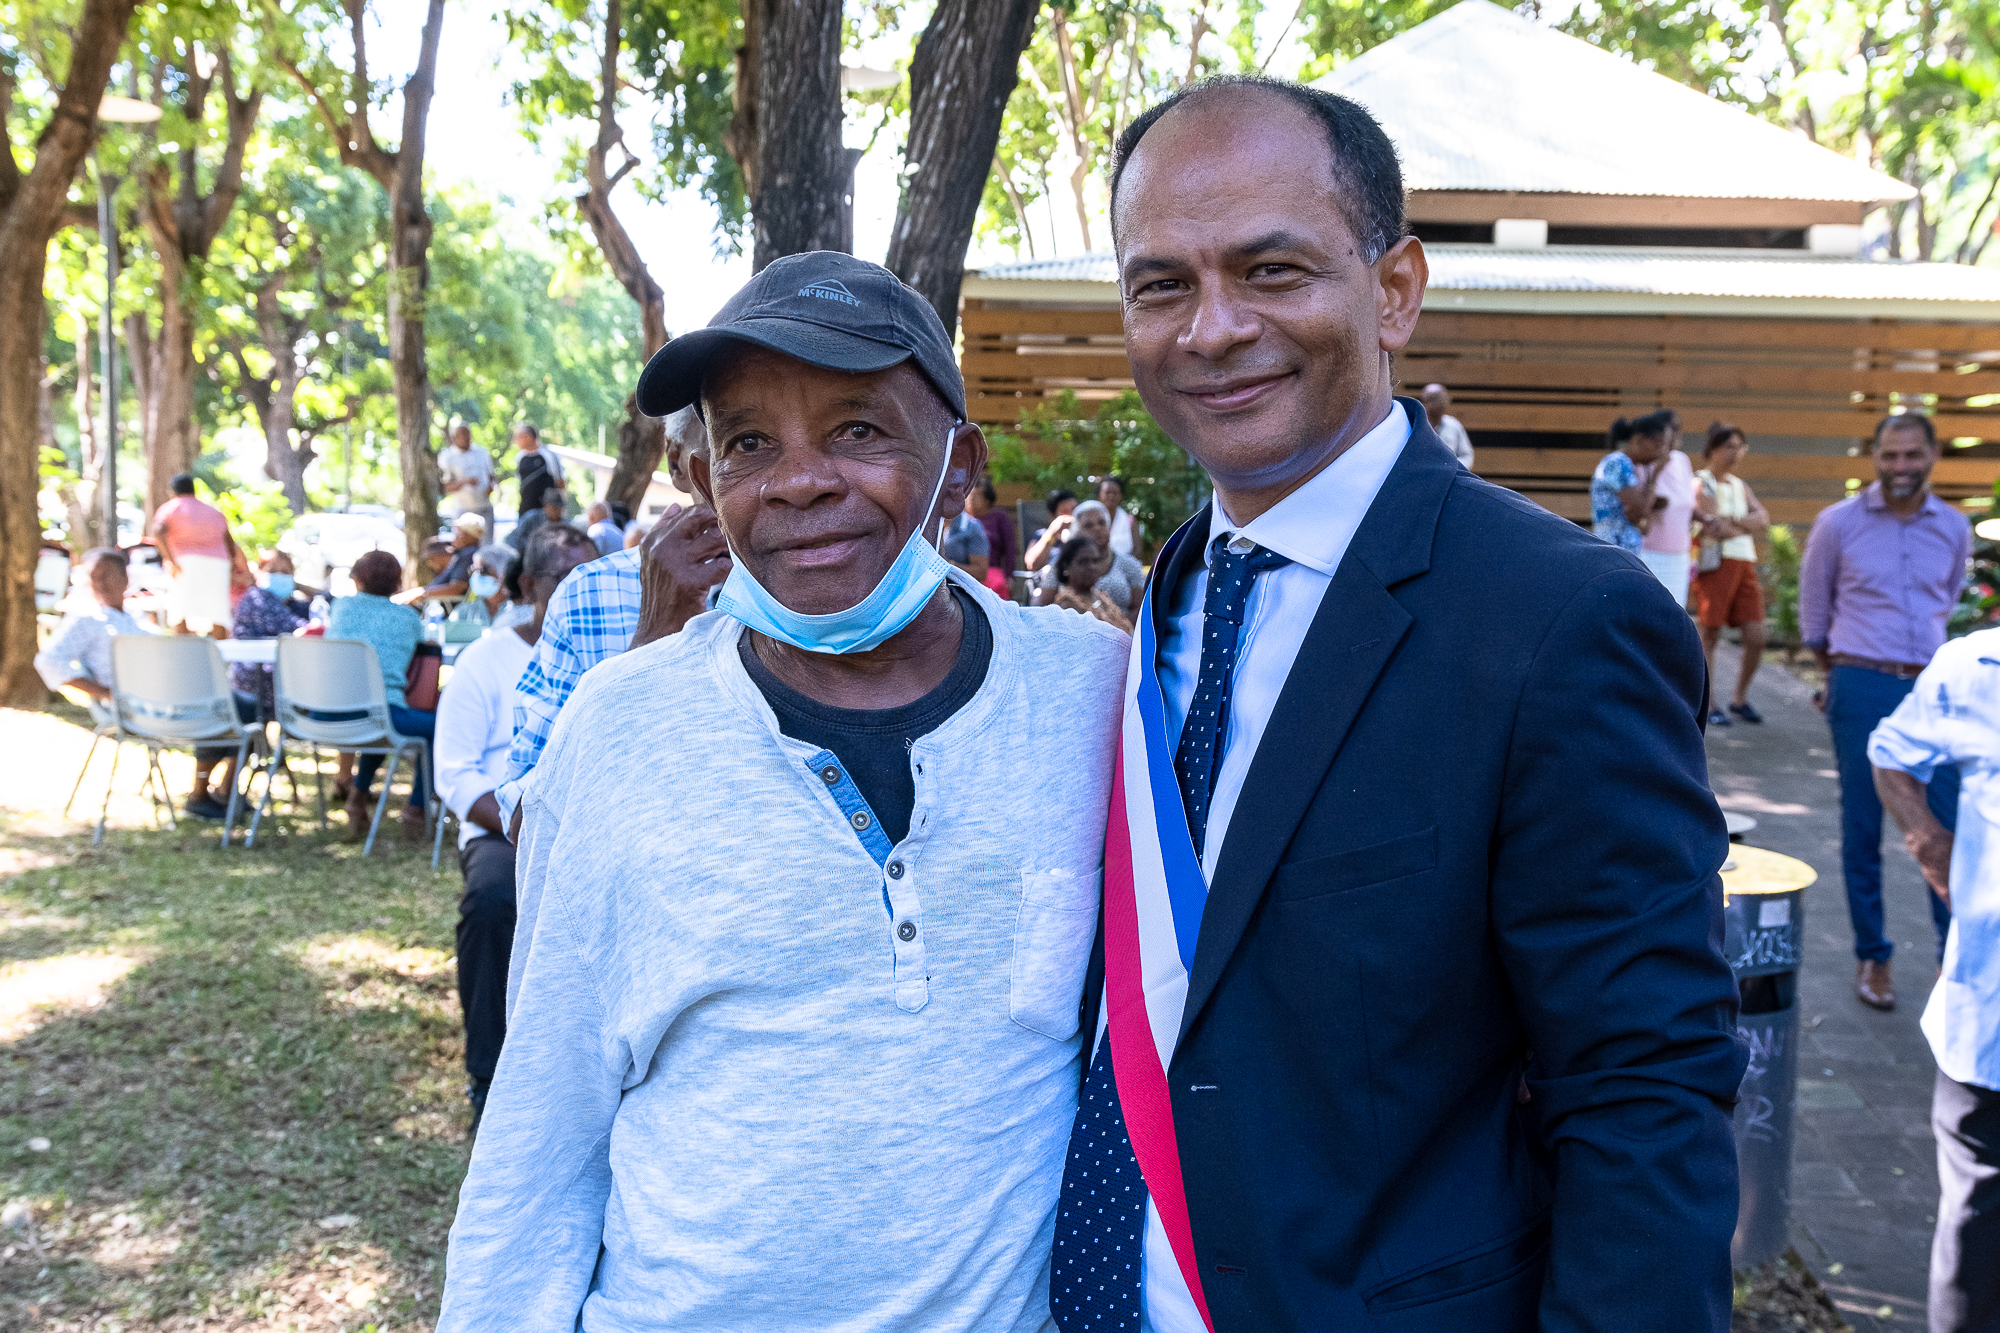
[1723,859,1810,1269]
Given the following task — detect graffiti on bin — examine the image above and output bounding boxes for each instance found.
[1731,925,1800,972]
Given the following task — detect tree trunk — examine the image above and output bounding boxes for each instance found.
[388,0,445,575]
[727,0,766,204]
[750,0,848,270]
[277,0,444,578]
[131,52,262,519]
[0,0,139,707]
[132,248,201,514]
[578,0,673,517]
[887,0,1043,341]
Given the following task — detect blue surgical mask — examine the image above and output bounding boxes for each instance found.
[717,429,956,655]
[469,572,502,600]
[264,573,295,601]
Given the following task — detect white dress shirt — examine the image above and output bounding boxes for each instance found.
[1141,405,1410,1331]
[436,626,535,850]
[1867,628,2000,1091]
[1436,413,1473,468]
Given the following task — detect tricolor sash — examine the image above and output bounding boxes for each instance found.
[1102,521,1215,1330]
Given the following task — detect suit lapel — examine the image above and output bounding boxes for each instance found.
[1174,399,1459,1046]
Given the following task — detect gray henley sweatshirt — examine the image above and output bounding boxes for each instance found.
[440,573,1128,1332]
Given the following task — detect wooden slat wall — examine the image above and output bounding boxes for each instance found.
[961,298,2000,523]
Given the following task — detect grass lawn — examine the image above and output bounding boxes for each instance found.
[2,703,471,1331]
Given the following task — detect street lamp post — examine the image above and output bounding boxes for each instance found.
[92,95,161,548]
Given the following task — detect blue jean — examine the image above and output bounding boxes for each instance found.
[1827,664,1955,963]
[356,704,435,811]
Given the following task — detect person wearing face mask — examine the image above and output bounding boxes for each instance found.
[434,524,599,1134]
[468,544,531,633]
[441,252,1128,1333]
[227,551,312,717]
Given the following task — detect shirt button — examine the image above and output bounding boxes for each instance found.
[821,765,841,785]
[898,921,917,941]
[850,811,871,831]
[887,860,904,879]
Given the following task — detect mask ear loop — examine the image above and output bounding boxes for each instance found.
[929,422,960,552]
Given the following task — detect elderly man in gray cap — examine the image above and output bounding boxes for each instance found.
[440,252,1128,1333]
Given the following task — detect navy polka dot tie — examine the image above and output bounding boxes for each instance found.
[1052,1037,1145,1330]
[1174,536,1291,861]
[1051,536,1289,1330]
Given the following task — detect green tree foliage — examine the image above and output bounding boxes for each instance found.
[507,0,749,254]
[988,389,1209,540]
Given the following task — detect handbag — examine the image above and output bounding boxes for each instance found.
[403,642,444,712]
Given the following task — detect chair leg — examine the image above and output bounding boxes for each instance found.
[311,744,328,832]
[95,740,123,846]
[248,738,282,848]
[362,752,397,857]
[152,749,178,832]
[67,732,105,821]
[219,739,249,849]
[431,796,447,871]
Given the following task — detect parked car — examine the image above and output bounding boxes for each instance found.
[278,512,406,596]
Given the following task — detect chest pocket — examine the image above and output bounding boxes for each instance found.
[1010,867,1102,1040]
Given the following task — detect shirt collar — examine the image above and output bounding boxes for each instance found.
[1205,404,1410,576]
[1861,480,1946,519]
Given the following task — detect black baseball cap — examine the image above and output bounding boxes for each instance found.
[635,252,966,421]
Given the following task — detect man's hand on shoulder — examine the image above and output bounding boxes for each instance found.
[631,503,732,649]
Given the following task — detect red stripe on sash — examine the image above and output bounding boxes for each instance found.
[1103,750,1215,1331]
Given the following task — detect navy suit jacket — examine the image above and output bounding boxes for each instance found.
[1090,400,1746,1332]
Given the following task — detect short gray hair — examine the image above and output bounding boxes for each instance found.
[523,522,596,591]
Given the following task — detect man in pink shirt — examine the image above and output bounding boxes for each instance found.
[151,473,239,635]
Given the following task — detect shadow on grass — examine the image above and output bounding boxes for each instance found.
[2,764,471,1331]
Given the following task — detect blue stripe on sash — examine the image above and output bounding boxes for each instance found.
[1132,536,1210,976]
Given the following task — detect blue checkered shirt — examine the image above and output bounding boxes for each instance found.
[494,547,643,830]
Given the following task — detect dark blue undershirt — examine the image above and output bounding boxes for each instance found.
[739,587,992,844]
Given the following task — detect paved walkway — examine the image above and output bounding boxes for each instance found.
[1705,642,1942,1331]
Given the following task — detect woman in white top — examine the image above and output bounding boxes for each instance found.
[1638,427,1698,606]
[1692,422,1772,728]
[1098,476,1142,560]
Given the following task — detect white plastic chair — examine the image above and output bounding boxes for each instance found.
[430,757,459,871]
[250,637,428,857]
[78,636,268,848]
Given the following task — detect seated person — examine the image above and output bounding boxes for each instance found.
[1049,536,1132,633]
[584,501,624,558]
[435,524,598,1131]
[940,508,989,585]
[396,512,485,606]
[35,547,148,726]
[184,550,312,821]
[1022,488,1078,571]
[1030,500,1143,618]
[507,488,567,556]
[467,544,532,633]
[327,550,432,838]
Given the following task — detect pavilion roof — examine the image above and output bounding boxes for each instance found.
[1312,1,1914,206]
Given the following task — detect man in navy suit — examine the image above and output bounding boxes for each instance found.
[1048,77,1746,1333]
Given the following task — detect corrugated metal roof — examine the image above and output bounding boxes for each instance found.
[1313,1,1913,205]
[963,246,2000,320]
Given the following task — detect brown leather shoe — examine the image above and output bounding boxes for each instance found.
[1856,959,1896,1011]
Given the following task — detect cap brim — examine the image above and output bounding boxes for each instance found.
[635,319,914,417]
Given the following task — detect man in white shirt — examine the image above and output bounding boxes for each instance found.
[1421,383,1475,468]
[36,547,147,722]
[438,422,497,531]
[1869,639,2000,1333]
[433,521,597,1132]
